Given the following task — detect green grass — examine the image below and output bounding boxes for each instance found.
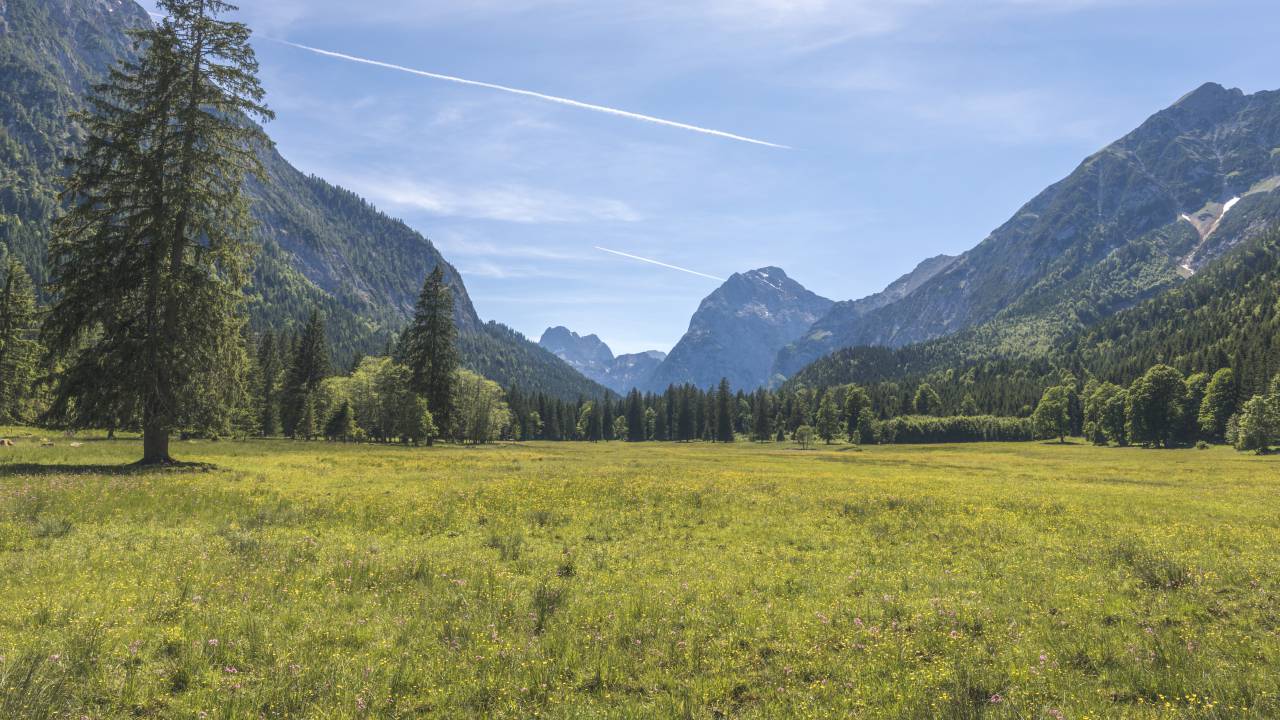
[1,433,1278,718]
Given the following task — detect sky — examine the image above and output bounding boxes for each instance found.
[143,0,1280,354]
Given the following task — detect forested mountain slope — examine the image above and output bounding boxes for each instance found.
[778,82,1280,376]
[0,0,605,399]
[788,227,1280,409]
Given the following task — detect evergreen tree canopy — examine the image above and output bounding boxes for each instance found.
[0,258,40,422]
[400,266,458,435]
[282,310,329,436]
[43,0,271,463]
[715,378,735,443]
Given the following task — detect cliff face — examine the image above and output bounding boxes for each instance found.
[646,267,832,391]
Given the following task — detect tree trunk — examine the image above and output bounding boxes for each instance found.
[141,423,172,465]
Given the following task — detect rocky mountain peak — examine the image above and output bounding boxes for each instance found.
[645,268,832,391]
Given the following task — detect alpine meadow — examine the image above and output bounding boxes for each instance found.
[2,0,1280,718]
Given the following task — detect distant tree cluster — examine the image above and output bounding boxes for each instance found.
[1030,364,1280,452]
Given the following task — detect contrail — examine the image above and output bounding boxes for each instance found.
[594,246,725,282]
[273,40,790,150]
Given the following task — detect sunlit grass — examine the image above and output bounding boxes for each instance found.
[1,433,1278,718]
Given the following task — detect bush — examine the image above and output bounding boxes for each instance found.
[794,425,815,449]
[877,415,1034,444]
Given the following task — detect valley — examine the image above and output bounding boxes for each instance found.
[2,0,1279,718]
[3,435,1278,718]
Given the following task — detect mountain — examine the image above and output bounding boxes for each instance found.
[774,254,955,377]
[0,0,605,400]
[777,82,1280,377]
[786,225,1280,416]
[646,267,832,391]
[538,326,665,394]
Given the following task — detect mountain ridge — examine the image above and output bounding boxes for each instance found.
[0,0,606,400]
[776,81,1280,378]
[538,326,665,394]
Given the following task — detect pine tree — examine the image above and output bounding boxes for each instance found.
[297,391,317,441]
[816,388,840,444]
[602,396,615,441]
[676,388,695,441]
[0,258,39,422]
[752,389,772,442]
[400,266,458,438]
[716,378,735,443]
[842,386,870,442]
[282,311,329,436]
[325,400,356,441]
[653,399,669,441]
[256,333,282,436]
[44,0,271,463]
[626,389,645,442]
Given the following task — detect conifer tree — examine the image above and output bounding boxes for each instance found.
[816,388,840,444]
[626,389,645,441]
[44,0,271,463]
[297,391,317,441]
[325,400,356,441]
[842,386,870,441]
[752,389,772,442]
[400,266,458,436]
[256,332,282,436]
[0,258,39,422]
[653,399,669,441]
[676,388,695,441]
[602,395,616,441]
[282,311,329,436]
[716,378,735,443]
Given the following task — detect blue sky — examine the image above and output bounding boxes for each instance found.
[145,0,1279,354]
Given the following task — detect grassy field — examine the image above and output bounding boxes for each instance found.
[1,433,1278,719]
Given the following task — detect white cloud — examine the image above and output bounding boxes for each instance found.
[356,178,643,224]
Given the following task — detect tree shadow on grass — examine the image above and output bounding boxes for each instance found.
[0,461,218,477]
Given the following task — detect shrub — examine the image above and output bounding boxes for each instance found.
[876,415,1033,444]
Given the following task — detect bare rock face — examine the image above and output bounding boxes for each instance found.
[645,267,832,392]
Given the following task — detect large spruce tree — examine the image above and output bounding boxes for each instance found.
[44,0,270,463]
[715,378,735,443]
[282,311,329,436]
[0,258,40,422]
[400,266,458,437]
[256,332,282,436]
